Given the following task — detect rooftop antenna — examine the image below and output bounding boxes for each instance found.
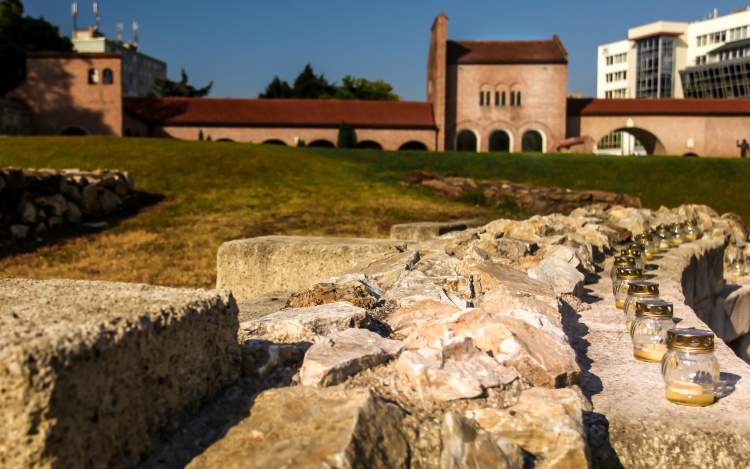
[133,21,139,50]
[93,2,100,30]
[71,2,77,36]
[714,7,718,18]
[117,23,123,42]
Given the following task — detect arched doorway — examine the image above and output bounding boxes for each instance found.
[57,125,90,136]
[354,140,382,150]
[489,130,511,152]
[456,129,478,152]
[262,139,286,145]
[596,128,666,155]
[307,140,335,148]
[399,141,428,151]
[216,138,234,142]
[521,130,543,152]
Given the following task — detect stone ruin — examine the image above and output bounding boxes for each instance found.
[2,203,750,468]
[0,167,138,244]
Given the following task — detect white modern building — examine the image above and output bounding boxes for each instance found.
[72,25,167,97]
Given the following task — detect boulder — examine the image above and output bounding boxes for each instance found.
[385,283,466,310]
[528,258,585,297]
[341,249,420,287]
[299,328,405,387]
[99,188,122,214]
[499,309,570,349]
[393,257,474,299]
[65,201,82,223]
[185,387,409,469]
[611,216,649,236]
[404,308,515,352]
[441,412,524,469]
[468,387,589,469]
[473,238,536,262]
[238,301,370,343]
[387,300,462,336]
[17,198,36,224]
[538,244,594,275]
[80,184,103,215]
[285,282,381,309]
[9,224,29,239]
[240,340,305,380]
[34,193,68,216]
[390,222,468,242]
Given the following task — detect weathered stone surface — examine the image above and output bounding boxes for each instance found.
[441,412,524,469]
[396,337,519,401]
[528,257,585,297]
[404,308,514,352]
[721,212,749,242]
[473,237,537,262]
[0,278,240,469]
[468,387,589,469]
[696,284,750,343]
[65,201,82,223]
[610,216,649,236]
[499,309,570,350]
[469,261,554,297]
[299,328,405,387]
[474,271,563,328]
[185,387,409,469]
[216,236,413,300]
[285,281,381,309]
[387,300,462,336]
[394,255,474,299]
[236,290,293,323]
[80,183,102,215]
[240,339,305,379]
[390,221,468,242]
[17,198,36,224]
[34,193,67,216]
[538,244,594,275]
[384,283,464,310]
[99,188,122,214]
[238,301,370,343]
[341,249,420,287]
[9,223,29,239]
[420,230,481,258]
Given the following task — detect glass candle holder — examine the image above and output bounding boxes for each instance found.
[624,281,660,330]
[635,234,655,260]
[611,255,639,282]
[614,267,644,309]
[662,328,719,407]
[621,247,646,270]
[684,219,700,242]
[646,229,661,254]
[670,222,686,246]
[657,225,673,250]
[731,259,747,277]
[631,299,675,362]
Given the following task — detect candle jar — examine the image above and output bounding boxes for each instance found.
[670,222,686,246]
[657,225,673,250]
[624,281,660,329]
[611,255,639,282]
[684,219,700,242]
[614,267,644,309]
[646,229,660,254]
[631,299,675,362]
[731,259,747,277]
[662,328,719,407]
[621,247,646,270]
[635,234,655,260]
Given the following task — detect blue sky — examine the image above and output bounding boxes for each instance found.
[23,1,747,100]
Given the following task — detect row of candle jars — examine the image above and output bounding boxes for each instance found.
[731,253,748,277]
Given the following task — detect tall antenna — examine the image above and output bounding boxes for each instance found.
[133,21,139,50]
[117,23,123,42]
[93,2,100,30]
[71,2,77,36]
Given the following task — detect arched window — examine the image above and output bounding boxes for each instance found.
[456,130,478,152]
[399,141,428,151]
[125,129,132,137]
[88,69,99,84]
[517,92,522,106]
[103,68,113,84]
[510,91,515,106]
[307,140,335,148]
[354,140,382,150]
[489,130,511,152]
[262,139,287,145]
[521,130,544,152]
[479,91,484,106]
[502,91,506,106]
[57,125,90,136]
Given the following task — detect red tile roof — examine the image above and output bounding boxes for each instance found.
[569,98,750,116]
[447,36,568,65]
[123,97,436,128]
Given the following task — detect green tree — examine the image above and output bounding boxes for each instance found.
[337,120,355,149]
[149,68,212,97]
[291,64,335,99]
[0,0,73,95]
[333,75,399,101]
[258,75,292,98]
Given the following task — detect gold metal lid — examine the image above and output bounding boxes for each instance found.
[670,221,685,228]
[621,247,643,258]
[635,299,673,317]
[666,328,715,351]
[635,233,653,242]
[627,281,659,296]
[614,255,638,267]
[625,241,645,249]
[687,219,698,225]
[616,266,643,279]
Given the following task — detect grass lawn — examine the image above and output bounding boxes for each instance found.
[1,136,748,289]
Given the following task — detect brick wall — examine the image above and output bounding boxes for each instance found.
[0,99,31,136]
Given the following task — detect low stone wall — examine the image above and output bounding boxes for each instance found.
[0,167,138,244]
[0,99,30,136]
[0,278,240,469]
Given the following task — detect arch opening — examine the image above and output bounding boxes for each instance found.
[456,129,478,152]
[354,140,382,150]
[262,139,287,146]
[399,141,428,151]
[595,128,666,155]
[103,68,113,84]
[57,125,90,136]
[489,130,511,152]
[216,138,234,142]
[307,139,335,148]
[521,130,543,152]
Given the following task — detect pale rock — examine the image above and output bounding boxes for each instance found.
[34,193,67,216]
[17,199,36,224]
[571,226,611,255]
[480,219,512,236]
[538,244,594,275]
[341,249,420,287]
[240,340,305,380]
[611,216,649,236]
[569,207,605,219]
[404,308,515,352]
[529,215,574,237]
[499,309,570,349]
[420,231,480,258]
[528,258,585,297]
[323,272,386,300]
[186,387,409,469]
[394,256,473,298]
[503,220,540,241]
[65,201,82,223]
[465,244,492,262]
[387,300,461,336]
[518,256,542,272]
[10,224,29,239]
[468,261,554,297]
[468,387,589,469]
[591,223,622,245]
[99,188,122,214]
[607,207,630,220]
[472,238,536,262]
[300,328,405,387]
[238,301,370,343]
[384,283,461,309]
[538,235,566,246]
[396,336,519,402]
[722,212,749,242]
[441,412,524,469]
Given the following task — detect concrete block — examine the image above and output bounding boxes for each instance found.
[0,278,240,469]
[390,221,467,242]
[216,236,413,300]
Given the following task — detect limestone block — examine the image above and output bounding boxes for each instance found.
[394,260,474,299]
[0,278,240,469]
[721,212,749,241]
[610,216,649,236]
[404,308,515,352]
[285,281,382,309]
[216,236,413,300]
[185,387,409,469]
[299,328,405,387]
[473,237,537,262]
[385,283,463,310]
[739,333,750,363]
[387,300,462,336]
[499,309,570,349]
[503,220,541,241]
[468,261,556,299]
[419,230,481,258]
[390,221,468,242]
[528,257,585,297]
[341,249,420,287]
[479,218,511,235]
[718,285,750,342]
[240,340,305,380]
[238,301,370,343]
[441,412,524,469]
[538,244,594,275]
[468,387,589,469]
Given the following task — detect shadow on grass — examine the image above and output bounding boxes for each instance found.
[0,191,165,261]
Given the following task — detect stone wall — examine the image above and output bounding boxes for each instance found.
[0,167,137,245]
[0,99,31,136]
